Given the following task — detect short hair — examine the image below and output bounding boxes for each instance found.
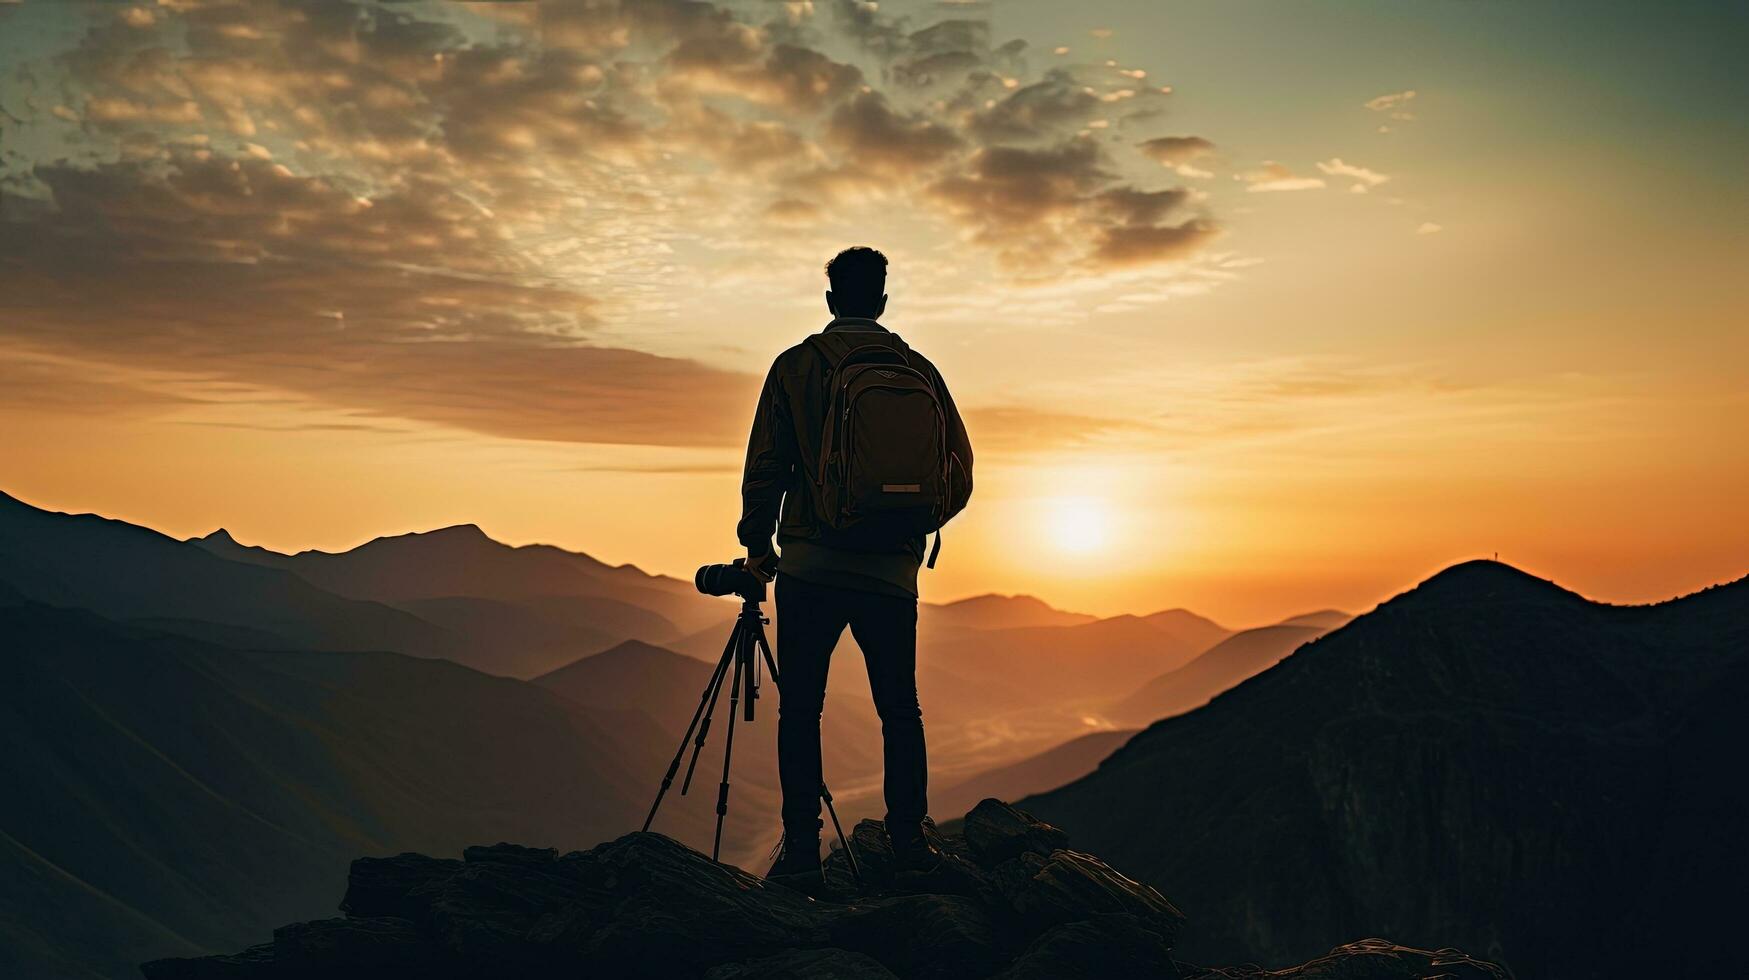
[824,246,887,315]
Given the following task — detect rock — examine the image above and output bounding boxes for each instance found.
[829,894,1007,980]
[463,841,560,866]
[995,913,1181,980]
[536,833,830,977]
[997,849,1185,944]
[1180,938,1513,980]
[705,947,900,980]
[339,852,463,919]
[139,943,273,980]
[273,917,455,976]
[142,802,1504,980]
[823,817,995,902]
[828,819,896,889]
[419,842,602,972]
[963,800,1070,866]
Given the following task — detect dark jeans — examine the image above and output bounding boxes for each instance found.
[775,572,926,836]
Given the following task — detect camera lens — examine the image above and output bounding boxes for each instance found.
[695,562,761,599]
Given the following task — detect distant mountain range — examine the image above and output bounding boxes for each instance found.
[12,487,1733,980]
[532,639,885,799]
[190,521,727,676]
[0,600,711,980]
[0,490,1255,978]
[1021,560,1749,979]
[1107,619,1344,724]
[930,728,1140,821]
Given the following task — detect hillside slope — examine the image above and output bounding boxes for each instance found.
[1021,561,1749,978]
[0,602,722,980]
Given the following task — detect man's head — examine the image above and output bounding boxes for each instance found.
[824,246,888,320]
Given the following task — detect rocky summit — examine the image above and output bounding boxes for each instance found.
[140,801,1508,980]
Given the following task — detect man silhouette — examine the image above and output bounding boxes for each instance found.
[739,246,973,881]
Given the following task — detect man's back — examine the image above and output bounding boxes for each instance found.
[739,315,972,598]
[743,246,972,883]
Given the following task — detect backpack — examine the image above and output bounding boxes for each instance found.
[805,334,954,567]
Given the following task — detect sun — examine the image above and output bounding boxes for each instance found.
[1044,495,1112,555]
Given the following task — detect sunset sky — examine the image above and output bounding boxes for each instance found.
[1,0,1743,624]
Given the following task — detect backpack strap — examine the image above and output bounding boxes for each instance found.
[804,331,915,372]
[928,529,942,568]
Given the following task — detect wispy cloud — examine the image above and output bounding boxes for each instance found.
[1365,89,1418,130]
[1317,157,1391,193]
[1237,162,1325,193]
[1364,90,1418,115]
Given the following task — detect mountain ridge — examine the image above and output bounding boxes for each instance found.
[1020,558,1749,978]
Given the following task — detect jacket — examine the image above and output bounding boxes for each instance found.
[738,318,974,558]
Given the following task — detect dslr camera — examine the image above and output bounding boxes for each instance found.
[694,558,768,601]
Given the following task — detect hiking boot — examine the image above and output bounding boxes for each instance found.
[766,832,822,884]
[889,824,943,873]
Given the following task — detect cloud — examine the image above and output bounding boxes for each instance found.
[764,197,823,225]
[965,69,1105,143]
[1316,157,1389,186]
[928,139,1215,273]
[1,153,755,447]
[1236,162,1325,193]
[1364,89,1418,122]
[0,347,196,417]
[963,405,1153,454]
[0,0,1232,442]
[1316,157,1390,194]
[1139,135,1217,179]
[1089,221,1219,269]
[1416,222,1444,235]
[824,89,964,174]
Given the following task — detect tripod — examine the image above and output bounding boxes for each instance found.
[642,587,859,882]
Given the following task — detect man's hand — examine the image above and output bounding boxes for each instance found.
[746,542,778,583]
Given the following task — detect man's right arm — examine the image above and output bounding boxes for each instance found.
[737,360,795,573]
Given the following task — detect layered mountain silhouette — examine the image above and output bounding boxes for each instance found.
[1021,560,1749,978]
[534,640,885,803]
[13,487,1730,979]
[1273,609,1351,630]
[1107,619,1342,724]
[141,800,1508,980]
[920,593,1097,632]
[0,490,460,659]
[925,613,1348,821]
[922,609,1230,707]
[1,491,1260,977]
[191,521,726,676]
[0,599,730,980]
[931,729,1139,821]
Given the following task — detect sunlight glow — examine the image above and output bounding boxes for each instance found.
[1044,495,1113,556]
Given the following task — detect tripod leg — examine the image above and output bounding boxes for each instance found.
[756,627,781,687]
[681,644,734,796]
[713,636,746,862]
[743,623,758,722]
[644,631,736,832]
[822,783,861,884]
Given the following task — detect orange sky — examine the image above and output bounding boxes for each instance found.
[2,1,1744,625]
